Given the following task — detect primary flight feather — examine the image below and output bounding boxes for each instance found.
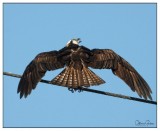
[17,38,152,100]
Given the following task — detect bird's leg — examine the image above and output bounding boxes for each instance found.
[78,86,84,92]
[74,86,83,93]
[68,87,83,93]
[68,87,75,93]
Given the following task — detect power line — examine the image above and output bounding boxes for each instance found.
[3,71,157,105]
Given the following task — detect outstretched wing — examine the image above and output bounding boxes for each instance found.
[17,51,65,98]
[89,49,152,100]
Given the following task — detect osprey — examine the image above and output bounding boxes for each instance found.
[17,38,152,100]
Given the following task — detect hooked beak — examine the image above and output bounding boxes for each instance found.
[77,38,81,43]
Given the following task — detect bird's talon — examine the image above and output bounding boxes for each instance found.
[68,88,74,93]
[77,87,83,93]
[78,89,82,93]
[68,87,83,93]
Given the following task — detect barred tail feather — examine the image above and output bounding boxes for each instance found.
[50,66,105,88]
[61,67,70,86]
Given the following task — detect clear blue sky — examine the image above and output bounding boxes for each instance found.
[3,3,156,127]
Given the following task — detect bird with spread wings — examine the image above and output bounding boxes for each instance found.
[17,38,152,100]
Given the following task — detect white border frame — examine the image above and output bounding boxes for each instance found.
[1,0,159,131]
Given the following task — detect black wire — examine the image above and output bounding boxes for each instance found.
[3,72,157,105]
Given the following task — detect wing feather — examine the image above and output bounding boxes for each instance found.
[89,49,152,100]
[17,51,65,98]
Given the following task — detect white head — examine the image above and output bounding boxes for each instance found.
[66,38,81,47]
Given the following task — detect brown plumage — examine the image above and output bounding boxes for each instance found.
[17,38,152,100]
[51,64,105,88]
